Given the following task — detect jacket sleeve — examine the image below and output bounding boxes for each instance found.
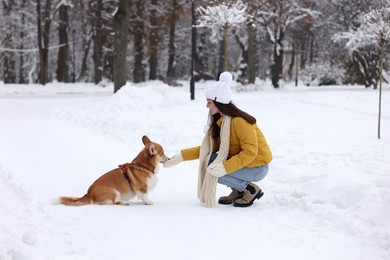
[181,146,201,161]
[224,118,258,173]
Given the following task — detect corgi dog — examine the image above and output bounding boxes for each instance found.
[58,135,168,206]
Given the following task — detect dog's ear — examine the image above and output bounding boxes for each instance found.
[142,135,151,145]
[149,144,157,156]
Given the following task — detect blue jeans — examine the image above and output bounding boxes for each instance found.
[208,153,269,192]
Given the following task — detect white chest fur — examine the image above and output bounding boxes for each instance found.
[147,174,159,191]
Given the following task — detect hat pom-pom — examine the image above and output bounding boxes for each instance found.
[219,72,232,83]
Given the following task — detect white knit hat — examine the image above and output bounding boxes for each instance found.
[205,71,232,104]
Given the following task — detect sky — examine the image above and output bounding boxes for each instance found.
[0,80,389,260]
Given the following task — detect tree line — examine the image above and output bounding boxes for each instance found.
[0,0,389,91]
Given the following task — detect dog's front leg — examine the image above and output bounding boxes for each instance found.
[137,192,153,205]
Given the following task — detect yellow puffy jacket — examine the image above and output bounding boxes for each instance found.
[181,116,272,173]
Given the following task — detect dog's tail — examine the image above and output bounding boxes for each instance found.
[58,194,91,206]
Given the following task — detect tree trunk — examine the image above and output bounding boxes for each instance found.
[223,23,228,71]
[300,40,307,69]
[190,0,195,100]
[19,0,27,83]
[133,0,145,83]
[167,0,180,79]
[36,0,51,85]
[271,33,283,88]
[113,0,130,93]
[2,35,16,83]
[309,35,315,64]
[36,0,42,83]
[56,4,69,82]
[77,35,92,82]
[2,0,16,83]
[218,39,224,76]
[41,0,52,84]
[167,22,176,79]
[288,43,296,80]
[235,33,248,83]
[3,51,16,83]
[271,42,283,88]
[194,32,211,81]
[148,0,159,80]
[247,21,255,84]
[92,0,103,84]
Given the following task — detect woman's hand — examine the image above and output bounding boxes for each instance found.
[207,162,228,177]
[163,153,184,168]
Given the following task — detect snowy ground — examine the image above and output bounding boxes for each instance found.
[0,80,389,260]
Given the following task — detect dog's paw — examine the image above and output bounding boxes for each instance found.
[143,199,154,205]
[116,201,130,206]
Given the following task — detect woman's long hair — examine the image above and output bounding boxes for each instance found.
[208,101,256,139]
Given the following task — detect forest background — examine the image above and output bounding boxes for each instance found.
[1,0,390,92]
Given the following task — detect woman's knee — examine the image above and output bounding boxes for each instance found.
[253,165,269,181]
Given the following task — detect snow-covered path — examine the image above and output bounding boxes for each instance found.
[0,83,389,260]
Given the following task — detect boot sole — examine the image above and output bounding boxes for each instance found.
[233,191,264,208]
[218,194,244,205]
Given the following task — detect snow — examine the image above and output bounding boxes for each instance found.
[0,80,389,260]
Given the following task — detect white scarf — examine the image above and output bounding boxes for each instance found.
[197,115,231,208]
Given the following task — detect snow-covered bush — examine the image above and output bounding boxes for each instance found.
[300,63,345,86]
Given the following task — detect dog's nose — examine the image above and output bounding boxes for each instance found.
[160,157,169,163]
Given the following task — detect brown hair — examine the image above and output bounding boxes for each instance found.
[208,101,256,139]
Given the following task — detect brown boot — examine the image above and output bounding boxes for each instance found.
[233,183,264,207]
[218,189,243,205]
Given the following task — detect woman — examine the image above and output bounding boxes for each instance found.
[164,72,272,208]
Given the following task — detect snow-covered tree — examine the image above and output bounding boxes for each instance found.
[255,0,318,88]
[333,0,390,138]
[361,2,390,139]
[330,0,386,89]
[196,0,248,71]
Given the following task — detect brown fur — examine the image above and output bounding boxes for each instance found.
[58,136,168,206]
